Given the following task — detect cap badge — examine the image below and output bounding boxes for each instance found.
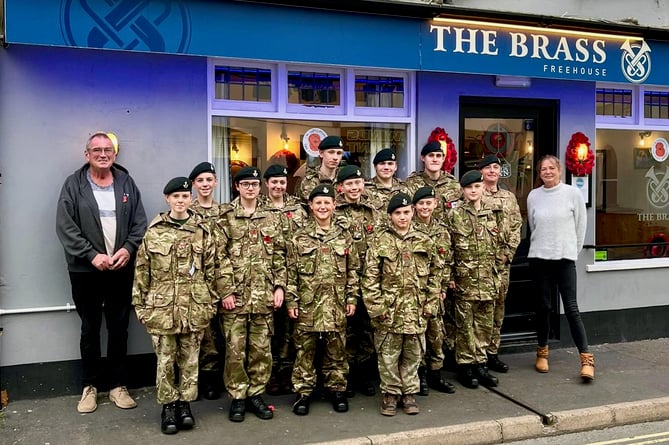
[183,181,189,188]
[283,168,288,174]
[253,170,259,177]
[402,198,408,205]
[338,141,344,147]
[356,170,361,176]
[391,154,396,160]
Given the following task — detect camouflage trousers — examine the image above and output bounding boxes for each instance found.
[199,317,222,372]
[221,312,273,400]
[271,305,296,372]
[454,299,494,365]
[423,300,446,371]
[346,297,375,364]
[442,289,457,351]
[488,265,511,355]
[374,330,424,396]
[150,331,204,404]
[292,329,347,396]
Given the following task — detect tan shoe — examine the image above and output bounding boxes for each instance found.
[535,346,549,373]
[77,386,97,413]
[109,386,137,409]
[380,393,398,416]
[402,394,420,415]
[580,352,595,382]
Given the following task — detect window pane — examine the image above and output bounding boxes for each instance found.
[214,66,272,102]
[355,75,404,108]
[644,90,669,120]
[595,129,669,260]
[595,88,632,117]
[287,71,341,106]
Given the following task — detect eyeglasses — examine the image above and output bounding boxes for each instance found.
[238,181,261,190]
[89,147,115,155]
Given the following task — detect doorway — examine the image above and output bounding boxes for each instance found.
[459,97,559,346]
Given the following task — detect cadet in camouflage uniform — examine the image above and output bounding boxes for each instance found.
[411,186,456,396]
[478,155,522,373]
[405,141,461,360]
[133,177,232,435]
[365,148,407,212]
[189,162,223,400]
[216,166,286,423]
[294,135,344,206]
[261,164,308,396]
[362,193,440,417]
[446,170,504,390]
[286,184,360,416]
[334,165,381,397]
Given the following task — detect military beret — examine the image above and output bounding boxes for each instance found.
[263,164,288,179]
[412,186,436,204]
[387,192,413,214]
[234,166,261,183]
[460,170,484,187]
[421,141,443,156]
[319,135,344,150]
[337,165,364,183]
[309,184,335,201]
[188,162,216,181]
[478,154,501,169]
[373,148,397,165]
[163,177,192,195]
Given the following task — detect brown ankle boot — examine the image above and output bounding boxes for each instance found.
[535,346,549,373]
[580,352,595,382]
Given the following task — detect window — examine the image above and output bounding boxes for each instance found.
[355,75,404,108]
[214,66,272,102]
[595,129,669,261]
[644,90,669,120]
[596,88,633,118]
[287,71,341,106]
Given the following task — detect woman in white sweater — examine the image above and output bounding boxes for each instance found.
[527,155,594,382]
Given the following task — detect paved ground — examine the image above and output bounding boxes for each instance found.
[2,338,669,444]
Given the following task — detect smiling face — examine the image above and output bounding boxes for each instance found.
[266,176,288,200]
[85,134,116,171]
[165,191,192,219]
[192,172,217,200]
[235,179,261,201]
[539,157,561,188]
[481,163,501,185]
[309,196,335,224]
[413,197,437,222]
[374,160,398,181]
[341,177,365,202]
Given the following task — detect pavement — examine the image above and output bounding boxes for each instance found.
[2,338,669,445]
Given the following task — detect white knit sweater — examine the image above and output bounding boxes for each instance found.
[527,183,586,261]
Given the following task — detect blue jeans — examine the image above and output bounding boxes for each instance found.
[529,258,589,353]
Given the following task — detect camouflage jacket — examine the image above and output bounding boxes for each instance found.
[216,198,287,315]
[405,171,462,220]
[334,194,381,268]
[483,187,522,263]
[259,194,308,238]
[286,220,360,332]
[446,199,503,301]
[365,177,407,212]
[362,223,440,334]
[414,218,453,290]
[132,211,229,335]
[294,164,338,206]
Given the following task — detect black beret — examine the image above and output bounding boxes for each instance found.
[234,166,261,182]
[319,135,344,150]
[337,165,364,183]
[478,155,501,169]
[460,170,484,187]
[412,186,436,204]
[373,148,397,165]
[188,162,216,181]
[163,177,192,195]
[421,141,443,156]
[387,192,413,214]
[308,184,335,201]
[263,164,288,179]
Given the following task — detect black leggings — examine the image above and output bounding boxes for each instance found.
[529,258,589,353]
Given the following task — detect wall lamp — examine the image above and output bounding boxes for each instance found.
[495,76,531,88]
[639,131,652,146]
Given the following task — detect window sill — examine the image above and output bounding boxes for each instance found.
[586,257,669,272]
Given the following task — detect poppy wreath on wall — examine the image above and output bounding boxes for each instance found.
[565,131,595,177]
[428,127,457,173]
[644,232,669,258]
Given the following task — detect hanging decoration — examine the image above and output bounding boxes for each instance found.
[565,131,595,177]
[427,127,457,173]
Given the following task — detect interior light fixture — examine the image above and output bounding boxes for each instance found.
[280,124,290,150]
[495,76,531,88]
[639,131,652,146]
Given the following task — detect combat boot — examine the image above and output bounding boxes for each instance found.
[330,391,348,412]
[292,394,310,416]
[279,367,294,394]
[380,393,399,416]
[247,395,273,420]
[535,345,549,373]
[161,402,178,435]
[417,367,429,396]
[475,364,499,387]
[199,371,220,400]
[401,394,420,415]
[266,367,281,395]
[486,353,509,373]
[356,359,377,396]
[176,401,195,430]
[229,398,245,422]
[457,364,479,389]
[580,352,595,382]
[427,369,456,393]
